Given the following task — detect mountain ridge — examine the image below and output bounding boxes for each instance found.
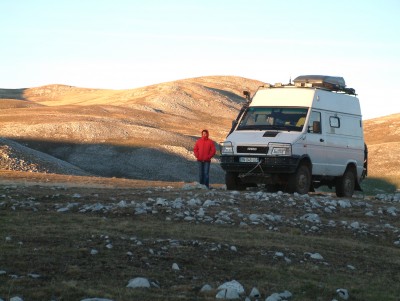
[0,75,398,188]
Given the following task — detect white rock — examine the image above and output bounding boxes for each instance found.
[90,249,98,255]
[203,199,217,207]
[155,198,167,206]
[10,298,23,301]
[279,290,292,298]
[197,207,205,217]
[284,257,292,264]
[117,200,128,207]
[57,207,70,212]
[265,293,281,301]
[386,207,398,216]
[249,213,261,222]
[188,198,201,206]
[300,213,321,223]
[200,284,213,292]
[217,280,245,294]
[336,288,349,300]
[350,221,360,229]
[172,263,180,270]
[338,200,351,208]
[249,287,261,298]
[306,252,324,260]
[216,288,240,299]
[127,277,151,288]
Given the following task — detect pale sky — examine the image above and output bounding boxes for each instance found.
[1,0,399,120]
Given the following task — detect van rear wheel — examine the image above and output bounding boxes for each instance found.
[225,172,246,191]
[287,164,311,195]
[336,168,355,197]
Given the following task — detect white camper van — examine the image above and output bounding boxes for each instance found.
[220,75,368,197]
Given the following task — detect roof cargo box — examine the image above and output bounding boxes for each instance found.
[294,75,346,91]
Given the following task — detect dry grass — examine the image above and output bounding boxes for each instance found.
[0,178,399,300]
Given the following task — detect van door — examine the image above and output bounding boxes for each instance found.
[304,110,327,175]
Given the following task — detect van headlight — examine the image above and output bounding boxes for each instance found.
[221,141,234,154]
[269,143,292,156]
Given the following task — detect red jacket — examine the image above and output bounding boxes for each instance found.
[194,132,216,162]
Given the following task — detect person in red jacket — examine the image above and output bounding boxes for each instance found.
[193,129,216,188]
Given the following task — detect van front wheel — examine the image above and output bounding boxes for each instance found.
[336,168,355,197]
[287,164,311,195]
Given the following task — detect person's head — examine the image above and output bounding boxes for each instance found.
[201,129,209,138]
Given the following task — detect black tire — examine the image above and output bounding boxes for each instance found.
[225,172,246,191]
[336,168,355,197]
[287,164,311,194]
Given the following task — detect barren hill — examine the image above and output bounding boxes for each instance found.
[363,113,400,178]
[0,76,399,188]
[0,76,262,183]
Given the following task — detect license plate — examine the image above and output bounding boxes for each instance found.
[239,157,259,163]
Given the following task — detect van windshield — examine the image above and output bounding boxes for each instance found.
[237,107,308,131]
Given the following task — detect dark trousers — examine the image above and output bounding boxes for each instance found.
[198,161,210,188]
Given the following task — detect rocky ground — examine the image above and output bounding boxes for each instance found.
[0,174,399,300]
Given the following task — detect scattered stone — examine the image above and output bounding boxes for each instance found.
[217,280,245,295]
[336,288,349,300]
[216,288,240,299]
[126,277,151,288]
[172,263,180,271]
[200,284,213,292]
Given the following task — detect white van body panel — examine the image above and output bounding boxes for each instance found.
[220,79,366,195]
[251,87,361,115]
[227,130,301,145]
[243,87,364,180]
[251,88,315,107]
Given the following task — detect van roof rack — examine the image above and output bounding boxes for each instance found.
[293,75,356,95]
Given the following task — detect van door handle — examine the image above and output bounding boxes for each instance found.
[320,138,324,142]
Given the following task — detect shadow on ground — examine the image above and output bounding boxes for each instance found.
[8,138,225,184]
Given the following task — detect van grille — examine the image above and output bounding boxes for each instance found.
[237,146,268,154]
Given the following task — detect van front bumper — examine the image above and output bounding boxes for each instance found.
[220,155,300,174]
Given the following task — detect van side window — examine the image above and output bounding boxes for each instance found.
[309,111,321,133]
[330,116,340,128]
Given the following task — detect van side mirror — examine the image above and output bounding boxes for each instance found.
[312,121,321,133]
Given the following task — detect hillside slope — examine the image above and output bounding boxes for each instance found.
[363,113,400,178]
[0,76,262,183]
[1,77,399,187]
